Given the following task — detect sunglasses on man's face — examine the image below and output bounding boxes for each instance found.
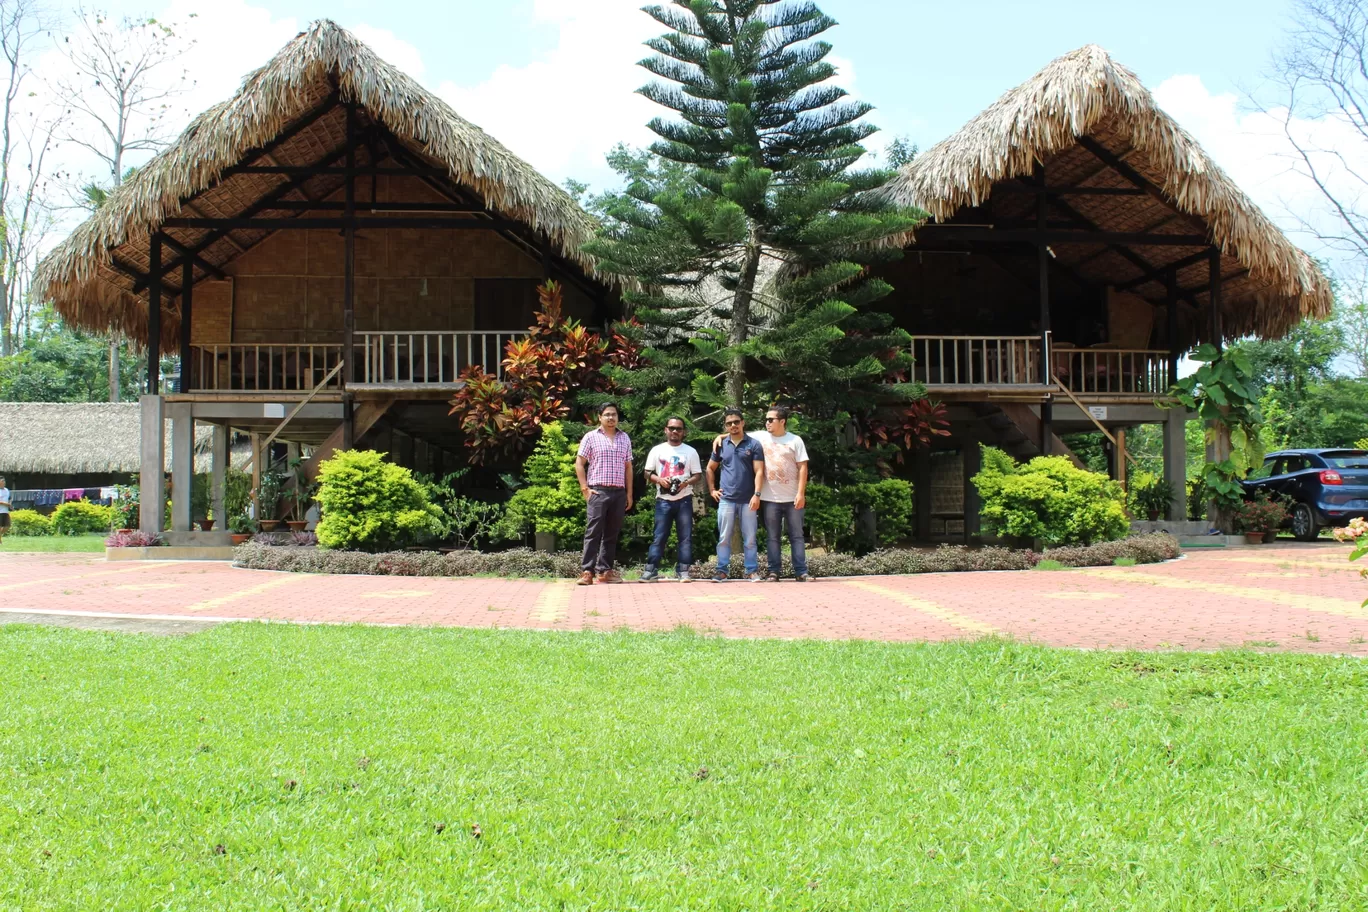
[724,419,742,427]
[765,416,781,423]
[666,426,685,432]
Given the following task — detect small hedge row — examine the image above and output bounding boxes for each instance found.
[5,502,113,536]
[234,533,1181,579]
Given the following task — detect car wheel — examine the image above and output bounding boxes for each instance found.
[1291,503,1319,542]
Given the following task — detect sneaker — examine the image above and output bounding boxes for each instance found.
[711,571,728,583]
[747,572,764,583]
[795,573,809,582]
[676,571,692,583]
[598,569,623,584]
[576,571,594,586]
[639,569,660,582]
[765,572,780,583]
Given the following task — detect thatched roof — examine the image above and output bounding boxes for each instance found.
[35,20,602,352]
[0,403,212,474]
[882,44,1332,341]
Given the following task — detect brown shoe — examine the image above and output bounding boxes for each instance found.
[576,571,595,586]
[597,569,623,584]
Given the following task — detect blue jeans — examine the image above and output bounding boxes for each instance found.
[646,497,694,573]
[762,500,807,576]
[716,499,759,574]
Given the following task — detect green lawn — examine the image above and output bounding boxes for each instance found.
[0,533,106,552]
[1,625,1365,910]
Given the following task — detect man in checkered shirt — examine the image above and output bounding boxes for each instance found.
[573,402,634,585]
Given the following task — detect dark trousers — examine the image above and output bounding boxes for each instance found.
[645,496,694,573]
[581,486,628,572]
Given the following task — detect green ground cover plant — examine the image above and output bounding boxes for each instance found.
[0,624,1365,910]
[233,533,1180,578]
[0,533,106,552]
[974,446,1129,545]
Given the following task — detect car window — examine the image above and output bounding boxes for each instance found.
[1250,459,1278,479]
[1264,458,1286,477]
[1322,450,1368,469]
[1283,456,1308,473]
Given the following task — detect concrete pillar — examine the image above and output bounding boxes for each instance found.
[963,442,982,543]
[286,442,300,467]
[396,431,414,469]
[211,425,229,526]
[1162,409,1187,521]
[913,448,932,542]
[139,395,165,534]
[415,438,430,475]
[170,403,194,532]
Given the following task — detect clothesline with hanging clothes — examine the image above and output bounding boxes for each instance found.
[9,487,117,507]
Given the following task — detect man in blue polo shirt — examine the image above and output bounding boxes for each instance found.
[705,408,766,582]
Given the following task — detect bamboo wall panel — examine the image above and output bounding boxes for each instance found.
[189,279,233,345]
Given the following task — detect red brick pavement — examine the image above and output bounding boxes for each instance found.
[0,544,1364,653]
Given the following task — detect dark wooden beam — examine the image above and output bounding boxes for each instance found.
[915,226,1209,246]
[160,235,225,280]
[222,164,451,177]
[1165,268,1180,385]
[160,217,524,230]
[998,181,1148,197]
[147,234,162,394]
[108,257,148,285]
[1209,247,1224,348]
[343,101,356,448]
[1076,136,1172,208]
[136,140,356,291]
[179,257,193,393]
[228,90,340,175]
[1035,162,1051,389]
[1114,248,1215,292]
[253,200,488,213]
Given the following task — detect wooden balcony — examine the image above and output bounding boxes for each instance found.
[187,331,527,394]
[909,334,1173,400]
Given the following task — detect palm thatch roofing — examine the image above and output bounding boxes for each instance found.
[882,44,1332,341]
[35,20,602,353]
[0,403,213,474]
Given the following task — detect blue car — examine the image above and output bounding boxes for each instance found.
[1243,449,1368,541]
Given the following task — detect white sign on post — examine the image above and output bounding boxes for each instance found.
[264,403,286,419]
[1087,405,1108,421]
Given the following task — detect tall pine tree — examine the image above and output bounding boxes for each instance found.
[587,0,923,419]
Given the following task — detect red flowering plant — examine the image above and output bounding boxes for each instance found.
[855,399,952,462]
[448,281,640,464]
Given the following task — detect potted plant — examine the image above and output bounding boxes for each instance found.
[284,458,314,533]
[257,471,284,532]
[228,513,256,545]
[1132,476,1176,522]
[1234,493,1287,544]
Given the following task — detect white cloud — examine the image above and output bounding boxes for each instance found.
[1152,73,1368,272]
[435,0,659,193]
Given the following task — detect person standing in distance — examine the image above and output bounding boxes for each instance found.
[0,476,10,543]
[705,408,766,582]
[751,406,810,581]
[574,402,634,585]
[640,417,703,582]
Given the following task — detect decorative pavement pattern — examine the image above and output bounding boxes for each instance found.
[0,544,1364,654]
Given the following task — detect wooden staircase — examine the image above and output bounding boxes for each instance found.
[302,397,396,481]
[974,403,1084,468]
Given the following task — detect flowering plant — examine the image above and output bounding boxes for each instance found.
[1232,492,1290,535]
[1333,517,1368,606]
[104,530,163,548]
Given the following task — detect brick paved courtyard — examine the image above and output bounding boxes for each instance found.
[1,544,1363,653]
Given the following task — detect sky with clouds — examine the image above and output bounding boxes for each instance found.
[13,0,1361,273]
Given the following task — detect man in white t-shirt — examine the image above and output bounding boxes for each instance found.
[640,417,703,582]
[0,476,11,542]
[750,407,810,581]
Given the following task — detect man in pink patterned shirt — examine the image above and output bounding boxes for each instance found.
[574,402,634,585]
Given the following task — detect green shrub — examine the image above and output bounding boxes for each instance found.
[804,483,855,550]
[500,423,587,543]
[1128,471,1175,520]
[973,445,1129,546]
[8,509,53,536]
[314,449,444,552]
[110,485,139,529]
[236,533,1180,578]
[842,478,914,546]
[51,500,114,536]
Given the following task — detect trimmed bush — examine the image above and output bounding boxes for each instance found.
[500,423,587,543]
[314,449,444,552]
[804,483,855,550]
[8,509,53,536]
[843,478,914,546]
[235,533,1180,579]
[973,446,1129,546]
[51,500,114,535]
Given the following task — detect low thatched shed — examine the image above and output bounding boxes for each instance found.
[0,403,212,491]
[881,44,1332,342]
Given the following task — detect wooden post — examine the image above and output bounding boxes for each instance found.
[1207,246,1233,530]
[1114,427,1127,489]
[963,442,982,543]
[147,233,162,395]
[1035,163,1051,386]
[1208,247,1223,350]
[1162,409,1187,521]
[250,432,262,521]
[914,448,932,542]
[1165,267,1179,386]
[342,101,357,449]
[179,256,193,392]
[1040,401,1052,456]
[211,425,229,526]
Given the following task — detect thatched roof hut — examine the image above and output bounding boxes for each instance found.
[0,403,212,474]
[34,19,602,353]
[882,44,1332,341]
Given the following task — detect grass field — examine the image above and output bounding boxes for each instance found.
[0,533,106,553]
[1,624,1365,910]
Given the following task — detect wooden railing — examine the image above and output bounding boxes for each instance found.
[357,331,525,386]
[1049,347,1169,396]
[909,335,1044,386]
[189,344,347,392]
[188,331,527,392]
